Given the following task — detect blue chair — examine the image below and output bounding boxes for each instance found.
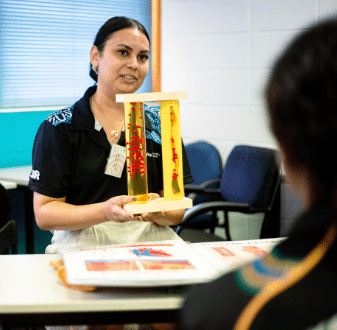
[177,145,281,240]
[184,141,223,204]
[179,141,223,234]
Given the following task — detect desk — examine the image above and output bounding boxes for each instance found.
[0,166,34,253]
[0,254,187,326]
[0,180,18,190]
[0,166,31,186]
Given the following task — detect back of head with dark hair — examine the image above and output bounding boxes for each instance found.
[89,16,150,82]
[266,17,337,200]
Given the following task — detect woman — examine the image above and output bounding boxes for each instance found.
[28,16,193,254]
[180,18,337,330]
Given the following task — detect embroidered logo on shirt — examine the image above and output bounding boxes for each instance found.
[145,105,161,145]
[46,106,73,126]
[30,170,40,180]
[146,152,160,158]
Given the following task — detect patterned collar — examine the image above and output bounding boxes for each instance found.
[70,85,154,132]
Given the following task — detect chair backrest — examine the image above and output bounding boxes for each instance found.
[0,183,17,254]
[185,141,222,185]
[0,220,18,254]
[185,141,222,204]
[220,145,279,207]
[0,182,11,227]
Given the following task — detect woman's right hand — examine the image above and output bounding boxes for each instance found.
[34,192,137,231]
[101,195,136,223]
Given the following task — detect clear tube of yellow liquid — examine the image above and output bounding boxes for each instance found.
[124,102,148,203]
[160,100,184,201]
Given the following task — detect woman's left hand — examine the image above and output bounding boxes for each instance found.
[135,192,185,226]
[136,193,166,223]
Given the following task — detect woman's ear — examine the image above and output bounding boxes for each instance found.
[90,45,100,68]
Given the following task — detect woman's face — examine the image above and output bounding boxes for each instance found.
[92,27,150,95]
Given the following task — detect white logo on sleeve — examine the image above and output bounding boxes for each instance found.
[30,170,40,180]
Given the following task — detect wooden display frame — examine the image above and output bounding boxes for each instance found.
[117,91,193,214]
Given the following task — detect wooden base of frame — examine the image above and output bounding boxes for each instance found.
[123,197,193,214]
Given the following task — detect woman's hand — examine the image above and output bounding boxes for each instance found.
[34,192,136,231]
[101,195,136,223]
[136,192,185,226]
[138,193,166,223]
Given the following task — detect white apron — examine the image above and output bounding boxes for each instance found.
[45,220,181,253]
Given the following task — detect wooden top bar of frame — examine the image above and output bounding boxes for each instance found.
[116,91,188,103]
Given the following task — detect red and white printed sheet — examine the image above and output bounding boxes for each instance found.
[62,238,286,287]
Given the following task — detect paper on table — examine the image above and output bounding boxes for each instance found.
[190,238,286,274]
[61,240,220,287]
[61,238,286,287]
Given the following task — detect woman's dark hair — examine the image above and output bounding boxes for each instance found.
[89,16,150,82]
[266,18,337,200]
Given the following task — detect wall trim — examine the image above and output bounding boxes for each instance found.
[0,106,63,113]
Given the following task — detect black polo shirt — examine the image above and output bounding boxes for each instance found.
[28,86,193,205]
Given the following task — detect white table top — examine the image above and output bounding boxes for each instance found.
[0,165,32,186]
[0,180,17,190]
[0,254,186,317]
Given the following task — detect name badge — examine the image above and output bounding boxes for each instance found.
[105,144,126,178]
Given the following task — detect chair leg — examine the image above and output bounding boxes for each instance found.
[260,184,281,239]
[210,211,217,234]
[11,245,18,254]
[224,211,232,241]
